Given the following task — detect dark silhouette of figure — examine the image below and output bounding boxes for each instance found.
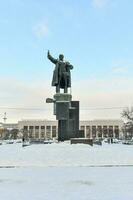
[47,50,73,93]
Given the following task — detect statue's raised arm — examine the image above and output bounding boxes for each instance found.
[47,50,58,64]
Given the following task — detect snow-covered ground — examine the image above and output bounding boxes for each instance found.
[0,142,133,200]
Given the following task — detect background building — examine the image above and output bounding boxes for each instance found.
[18,119,124,140]
[0,123,18,139]
[79,119,123,139]
[18,120,57,140]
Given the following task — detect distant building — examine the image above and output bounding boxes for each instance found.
[18,120,57,140]
[0,123,18,139]
[18,119,124,140]
[0,123,4,138]
[79,119,123,139]
[2,123,18,130]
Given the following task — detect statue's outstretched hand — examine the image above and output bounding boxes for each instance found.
[47,50,50,57]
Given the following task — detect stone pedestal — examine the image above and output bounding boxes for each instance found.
[53,93,71,116]
[54,93,72,102]
[70,138,93,146]
[53,93,79,141]
[46,93,80,141]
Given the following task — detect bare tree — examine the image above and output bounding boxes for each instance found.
[121,107,133,139]
[10,129,19,140]
[121,107,133,121]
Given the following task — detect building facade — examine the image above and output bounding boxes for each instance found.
[79,120,123,139]
[0,123,18,139]
[18,120,57,140]
[18,119,124,140]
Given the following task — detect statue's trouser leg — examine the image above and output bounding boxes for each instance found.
[64,87,67,93]
[64,74,68,93]
[56,85,60,93]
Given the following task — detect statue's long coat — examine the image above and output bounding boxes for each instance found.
[48,54,73,89]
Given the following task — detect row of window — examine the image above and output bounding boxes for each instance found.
[24,125,119,129]
[81,125,119,138]
[22,125,120,139]
[23,126,57,138]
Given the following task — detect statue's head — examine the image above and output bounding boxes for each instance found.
[59,54,64,61]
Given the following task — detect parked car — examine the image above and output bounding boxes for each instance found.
[44,139,54,144]
[22,141,30,147]
[122,140,133,145]
[113,138,121,144]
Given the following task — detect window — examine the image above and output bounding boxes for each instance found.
[114,126,119,139]
[23,126,28,134]
[80,126,85,130]
[109,126,113,137]
[97,126,102,138]
[35,126,39,139]
[92,126,96,138]
[46,126,51,139]
[103,126,108,138]
[41,126,45,138]
[23,126,28,130]
[41,126,45,130]
[29,126,34,138]
[35,126,39,130]
[86,126,90,138]
[35,132,39,138]
[52,126,57,138]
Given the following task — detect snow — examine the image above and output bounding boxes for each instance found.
[0,142,133,199]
